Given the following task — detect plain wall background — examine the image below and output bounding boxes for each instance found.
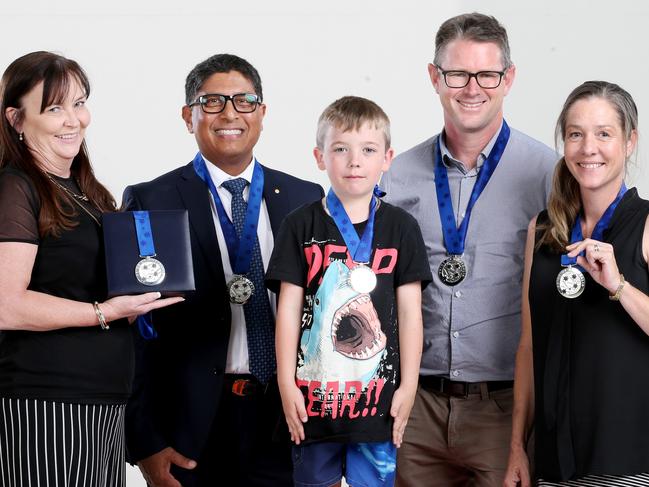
[2,0,649,484]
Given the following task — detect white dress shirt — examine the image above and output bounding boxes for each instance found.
[204,155,275,374]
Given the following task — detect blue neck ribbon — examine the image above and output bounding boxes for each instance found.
[326,185,383,264]
[561,184,627,267]
[434,120,511,256]
[192,152,264,274]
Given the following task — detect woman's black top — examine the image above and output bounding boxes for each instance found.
[530,188,649,481]
[0,167,134,404]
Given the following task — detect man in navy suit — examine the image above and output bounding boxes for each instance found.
[123,54,323,487]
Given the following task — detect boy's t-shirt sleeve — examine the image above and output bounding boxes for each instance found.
[265,209,307,293]
[393,209,432,289]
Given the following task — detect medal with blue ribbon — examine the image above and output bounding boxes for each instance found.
[192,152,264,305]
[133,211,166,286]
[434,120,511,286]
[326,185,384,293]
[557,184,627,298]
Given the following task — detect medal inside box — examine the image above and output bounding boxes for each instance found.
[102,210,196,296]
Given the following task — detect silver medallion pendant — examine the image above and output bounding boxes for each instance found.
[438,256,467,286]
[349,264,377,293]
[556,266,585,299]
[135,256,166,286]
[227,275,255,305]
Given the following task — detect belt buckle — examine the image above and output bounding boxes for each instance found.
[232,378,251,396]
[442,378,469,398]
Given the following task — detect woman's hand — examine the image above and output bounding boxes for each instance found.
[566,238,622,294]
[503,444,531,487]
[99,292,184,323]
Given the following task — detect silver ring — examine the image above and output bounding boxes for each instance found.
[594,243,600,253]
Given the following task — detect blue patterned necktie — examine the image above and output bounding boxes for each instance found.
[221,178,276,384]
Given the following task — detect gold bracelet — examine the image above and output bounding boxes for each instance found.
[609,274,626,301]
[93,301,110,330]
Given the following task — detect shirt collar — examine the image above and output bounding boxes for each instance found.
[439,120,503,172]
[203,154,256,188]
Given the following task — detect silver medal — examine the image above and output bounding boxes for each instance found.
[438,256,467,286]
[349,265,377,293]
[556,266,585,299]
[135,257,166,286]
[227,275,255,305]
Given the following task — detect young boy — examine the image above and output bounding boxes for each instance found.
[266,96,431,487]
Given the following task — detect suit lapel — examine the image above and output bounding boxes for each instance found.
[177,163,224,282]
[262,165,290,237]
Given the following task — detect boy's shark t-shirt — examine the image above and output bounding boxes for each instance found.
[267,200,431,444]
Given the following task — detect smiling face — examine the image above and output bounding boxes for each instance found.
[182,70,266,175]
[430,39,514,138]
[11,77,90,171]
[314,122,393,203]
[563,96,636,197]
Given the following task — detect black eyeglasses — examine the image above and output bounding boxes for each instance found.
[189,93,262,113]
[436,66,506,89]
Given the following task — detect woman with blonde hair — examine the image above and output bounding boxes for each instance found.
[504,81,649,486]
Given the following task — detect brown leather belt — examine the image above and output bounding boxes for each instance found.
[419,375,513,398]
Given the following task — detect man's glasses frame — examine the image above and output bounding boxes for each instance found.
[436,66,506,89]
[189,93,262,114]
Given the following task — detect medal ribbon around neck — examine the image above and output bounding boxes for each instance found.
[192,152,264,275]
[434,120,511,256]
[561,184,627,269]
[326,185,383,265]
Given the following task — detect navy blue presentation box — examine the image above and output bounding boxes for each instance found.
[102,210,195,296]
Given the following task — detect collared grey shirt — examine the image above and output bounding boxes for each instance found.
[381,125,557,381]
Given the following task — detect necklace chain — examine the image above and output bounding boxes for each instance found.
[47,174,101,226]
[69,197,101,226]
[47,174,89,202]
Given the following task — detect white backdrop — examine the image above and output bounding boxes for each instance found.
[2,0,649,485]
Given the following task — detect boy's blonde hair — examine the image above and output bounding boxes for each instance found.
[316,96,391,149]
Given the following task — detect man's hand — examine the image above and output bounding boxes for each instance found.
[137,447,197,487]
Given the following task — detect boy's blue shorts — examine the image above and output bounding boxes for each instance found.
[292,441,396,487]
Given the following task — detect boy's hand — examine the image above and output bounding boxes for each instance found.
[390,385,417,448]
[280,382,308,445]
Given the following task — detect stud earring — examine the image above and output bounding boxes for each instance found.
[19,133,23,141]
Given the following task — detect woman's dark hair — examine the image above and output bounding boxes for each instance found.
[0,51,117,237]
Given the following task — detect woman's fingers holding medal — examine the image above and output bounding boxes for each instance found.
[566,239,620,292]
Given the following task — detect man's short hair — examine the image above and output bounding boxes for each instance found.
[434,13,512,69]
[316,96,391,149]
[184,54,263,106]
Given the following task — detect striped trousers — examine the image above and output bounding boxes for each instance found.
[538,473,649,486]
[0,398,126,487]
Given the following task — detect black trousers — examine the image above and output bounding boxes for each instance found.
[171,375,293,487]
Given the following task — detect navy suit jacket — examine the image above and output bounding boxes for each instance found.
[122,160,323,462]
